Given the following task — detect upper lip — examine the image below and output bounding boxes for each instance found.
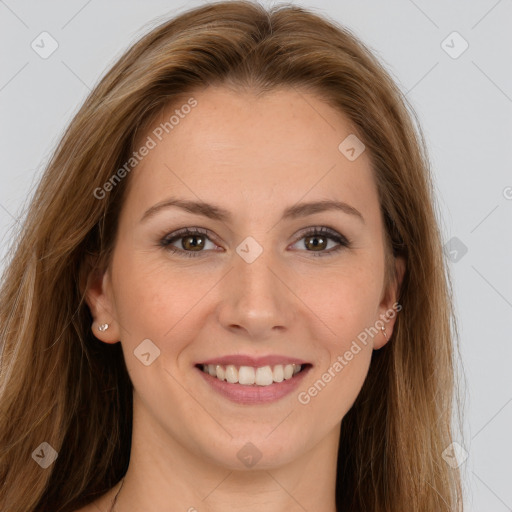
[197,354,310,367]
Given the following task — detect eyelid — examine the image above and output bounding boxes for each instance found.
[159,225,351,257]
[289,226,351,256]
[159,227,222,254]
[292,225,346,241]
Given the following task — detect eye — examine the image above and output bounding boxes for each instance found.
[159,227,219,258]
[290,226,351,257]
[159,226,351,258]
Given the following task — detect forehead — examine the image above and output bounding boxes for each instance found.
[123,85,379,223]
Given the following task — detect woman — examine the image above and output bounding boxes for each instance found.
[0,1,463,511]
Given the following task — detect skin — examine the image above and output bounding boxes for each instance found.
[82,85,405,512]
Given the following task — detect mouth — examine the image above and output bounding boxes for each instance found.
[195,362,311,386]
[194,359,312,405]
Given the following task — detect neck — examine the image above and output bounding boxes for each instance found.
[112,399,340,512]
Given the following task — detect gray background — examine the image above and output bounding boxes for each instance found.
[1,0,511,509]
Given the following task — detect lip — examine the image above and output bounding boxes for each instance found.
[197,354,309,367]
[196,364,312,405]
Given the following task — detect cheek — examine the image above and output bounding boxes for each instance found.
[296,342,372,439]
[294,267,378,420]
[292,258,382,404]
[111,248,218,349]
[293,258,383,340]
[109,247,170,340]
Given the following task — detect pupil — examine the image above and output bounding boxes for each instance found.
[307,236,325,251]
[184,235,204,250]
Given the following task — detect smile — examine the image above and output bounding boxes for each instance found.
[198,363,306,386]
[195,362,312,405]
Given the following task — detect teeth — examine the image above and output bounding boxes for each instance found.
[200,363,303,386]
[225,364,238,384]
[238,366,255,385]
[215,365,225,381]
[273,364,284,383]
[255,366,273,386]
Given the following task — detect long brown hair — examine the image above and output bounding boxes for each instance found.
[0,1,463,510]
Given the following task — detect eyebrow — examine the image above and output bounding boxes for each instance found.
[140,197,365,224]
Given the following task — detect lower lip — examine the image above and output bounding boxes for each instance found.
[196,365,311,405]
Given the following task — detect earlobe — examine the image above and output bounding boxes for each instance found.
[373,323,391,351]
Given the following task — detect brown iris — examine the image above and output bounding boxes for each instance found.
[304,234,327,251]
[181,234,205,251]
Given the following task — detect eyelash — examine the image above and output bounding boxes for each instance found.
[159,226,351,258]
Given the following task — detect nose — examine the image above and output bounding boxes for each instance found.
[216,246,295,341]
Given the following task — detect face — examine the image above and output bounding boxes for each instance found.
[87,85,404,471]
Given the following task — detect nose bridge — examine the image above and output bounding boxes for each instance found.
[217,238,293,336]
[234,240,282,307]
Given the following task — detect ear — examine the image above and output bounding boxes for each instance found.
[374,255,406,350]
[84,261,121,344]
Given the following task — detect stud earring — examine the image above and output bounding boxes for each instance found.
[381,325,388,341]
[98,323,110,332]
